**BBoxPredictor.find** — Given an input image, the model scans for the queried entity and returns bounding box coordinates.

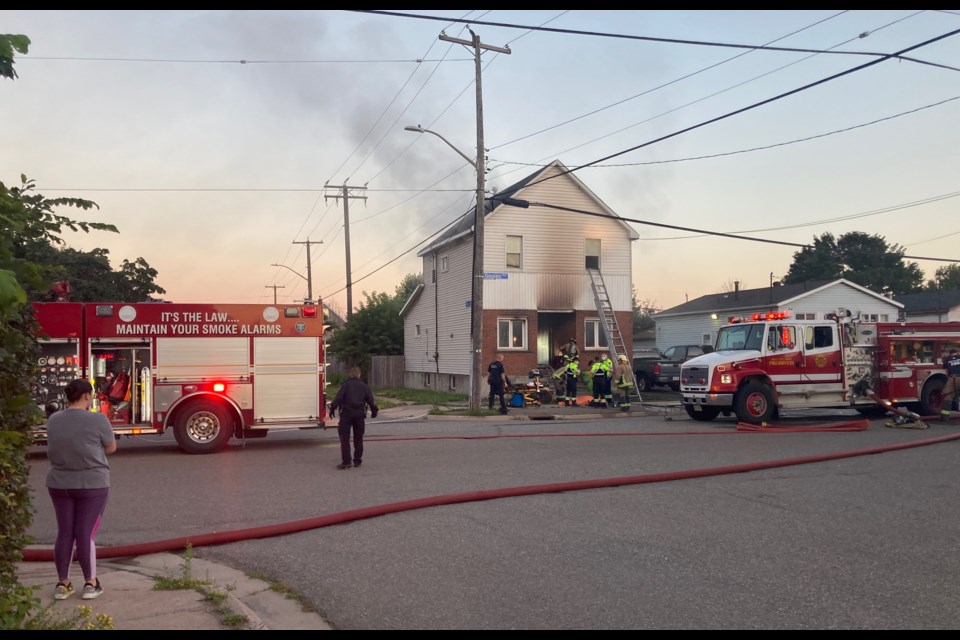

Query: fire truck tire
[735,381,776,424]
[919,378,945,416]
[685,405,720,421]
[174,401,234,454]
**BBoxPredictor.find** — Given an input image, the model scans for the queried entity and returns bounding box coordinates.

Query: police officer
[487,354,509,414]
[328,366,378,469]
[943,349,960,413]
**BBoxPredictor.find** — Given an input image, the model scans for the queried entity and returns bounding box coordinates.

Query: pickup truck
[633,345,713,392]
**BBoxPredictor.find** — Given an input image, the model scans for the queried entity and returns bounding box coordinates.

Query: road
[26,411,960,629]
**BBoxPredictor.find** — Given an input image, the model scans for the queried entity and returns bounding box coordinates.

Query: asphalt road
[25,411,960,629]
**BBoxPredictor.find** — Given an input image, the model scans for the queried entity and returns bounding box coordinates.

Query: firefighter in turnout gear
[943,348,960,413]
[591,359,608,407]
[601,353,615,407]
[614,354,635,412]
[557,356,580,405]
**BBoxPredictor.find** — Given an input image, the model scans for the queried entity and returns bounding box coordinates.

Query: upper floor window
[585,238,601,270]
[440,256,449,273]
[506,235,522,269]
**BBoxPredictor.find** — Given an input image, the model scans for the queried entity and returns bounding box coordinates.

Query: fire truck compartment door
[156,337,250,379]
[253,337,320,420]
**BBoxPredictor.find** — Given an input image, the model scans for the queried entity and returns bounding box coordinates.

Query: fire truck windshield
[717,323,764,351]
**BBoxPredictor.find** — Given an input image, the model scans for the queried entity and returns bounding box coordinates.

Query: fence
[369,355,405,389]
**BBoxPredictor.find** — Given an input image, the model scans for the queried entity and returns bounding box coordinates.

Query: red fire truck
[680,311,960,424]
[32,301,328,454]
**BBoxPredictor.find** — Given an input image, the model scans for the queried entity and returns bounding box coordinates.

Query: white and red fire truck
[32,301,328,454]
[680,310,960,424]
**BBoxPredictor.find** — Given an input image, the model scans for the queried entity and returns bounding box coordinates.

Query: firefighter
[591,359,607,407]
[601,353,615,407]
[614,354,635,412]
[943,348,960,413]
[562,356,580,406]
[562,337,579,363]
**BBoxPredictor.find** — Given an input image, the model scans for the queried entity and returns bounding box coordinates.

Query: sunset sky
[3,10,959,315]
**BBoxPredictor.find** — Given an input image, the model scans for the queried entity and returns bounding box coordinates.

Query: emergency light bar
[728,310,792,324]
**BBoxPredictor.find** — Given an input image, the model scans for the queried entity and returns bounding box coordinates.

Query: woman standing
[45,379,116,600]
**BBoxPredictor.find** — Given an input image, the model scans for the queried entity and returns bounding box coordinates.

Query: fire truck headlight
[213,383,225,392]
[720,374,732,384]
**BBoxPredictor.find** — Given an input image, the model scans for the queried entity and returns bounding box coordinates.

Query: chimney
[734,281,740,299]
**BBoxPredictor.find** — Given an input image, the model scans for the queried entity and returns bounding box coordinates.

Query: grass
[249,571,316,613]
[375,387,468,405]
[153,544,250,630]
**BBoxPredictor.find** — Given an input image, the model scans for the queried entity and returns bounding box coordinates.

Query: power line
[21,55,473,64]
[352,10,960,72]
[490,94,960,170]
[487,27,960,202]
[527,201,960,263]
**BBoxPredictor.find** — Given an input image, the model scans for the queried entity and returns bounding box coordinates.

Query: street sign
[483,272,508,280]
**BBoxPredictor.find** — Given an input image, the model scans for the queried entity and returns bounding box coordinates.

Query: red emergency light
[302,306,317,318]
[750,311,791,321]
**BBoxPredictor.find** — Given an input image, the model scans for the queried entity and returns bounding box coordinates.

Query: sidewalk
[17,550,331,630]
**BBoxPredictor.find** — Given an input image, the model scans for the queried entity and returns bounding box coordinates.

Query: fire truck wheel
[919,378,946,416]
[685,405,720,421]
[735,381,776,424]
[174,401,233,454]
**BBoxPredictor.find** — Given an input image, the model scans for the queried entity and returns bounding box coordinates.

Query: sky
[2,10,959,315]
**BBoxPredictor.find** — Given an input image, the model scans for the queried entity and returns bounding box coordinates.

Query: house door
[537,312,572,367]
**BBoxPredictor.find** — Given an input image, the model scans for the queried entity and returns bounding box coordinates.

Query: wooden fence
[369,355,405,389]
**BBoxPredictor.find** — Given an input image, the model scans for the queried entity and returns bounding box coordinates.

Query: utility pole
[324,184,367,320]
[291,239,319,304]
[438,28,510,411]
[264,284,285,304]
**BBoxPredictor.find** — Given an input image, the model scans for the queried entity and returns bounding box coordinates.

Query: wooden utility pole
[438,29,510,411]
[324,184,367,320]
[291,239,319,304]
[264,284,285,304]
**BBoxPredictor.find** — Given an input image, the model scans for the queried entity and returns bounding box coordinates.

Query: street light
[406,124,486,411]
[270,263,313,304]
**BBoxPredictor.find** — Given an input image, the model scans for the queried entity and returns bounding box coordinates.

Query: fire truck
[32,301,328,454]
[680,310,960,424]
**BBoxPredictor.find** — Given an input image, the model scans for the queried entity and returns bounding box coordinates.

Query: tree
[394,272,423,304]
[631,286,657,333]
[326,290,404,376]
[783,231,924,295]
[926,264,960,291]
[0,34,30,80]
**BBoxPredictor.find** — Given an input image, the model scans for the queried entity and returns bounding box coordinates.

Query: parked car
[633,344,713,392]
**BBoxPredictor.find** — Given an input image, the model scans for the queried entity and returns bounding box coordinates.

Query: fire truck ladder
[587,268,642,404]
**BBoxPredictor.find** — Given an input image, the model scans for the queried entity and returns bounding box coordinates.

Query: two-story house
[400,160,638,391]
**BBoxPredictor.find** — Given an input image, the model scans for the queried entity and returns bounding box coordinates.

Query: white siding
[788,284,899,321]
[484,164,633,311]
[905,307,960,323]
[403,242,472,376]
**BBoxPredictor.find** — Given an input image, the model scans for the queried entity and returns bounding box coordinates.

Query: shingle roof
[894,289,960,313]
[654,278,900,317]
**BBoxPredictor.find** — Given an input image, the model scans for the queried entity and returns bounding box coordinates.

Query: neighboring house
[893,290,960,323]
[633,329,656,353]
[400,160,638,391]
[652,279,903,351]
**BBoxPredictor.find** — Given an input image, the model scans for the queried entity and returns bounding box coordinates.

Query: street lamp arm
[270,263,307,281]
[404,125,477,169]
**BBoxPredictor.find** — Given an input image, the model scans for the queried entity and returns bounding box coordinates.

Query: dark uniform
[329,376,378,469]
[488,358,509,414]
[943,350,960,412]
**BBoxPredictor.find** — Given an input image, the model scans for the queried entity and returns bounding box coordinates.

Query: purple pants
[48,487,109,582]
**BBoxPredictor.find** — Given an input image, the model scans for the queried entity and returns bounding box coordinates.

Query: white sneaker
[82,579,103,600]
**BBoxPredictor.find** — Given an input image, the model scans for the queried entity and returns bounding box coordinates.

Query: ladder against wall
[588,268,642,403]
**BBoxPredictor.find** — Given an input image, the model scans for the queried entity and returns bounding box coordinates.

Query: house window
[861,313,889,322]
[498,318,527,349]
[424,373,431,387]
[702,333,711,346]
[585,319,608,349]
[440,256,449,273]
[449,375,456,390]
[506,235,522,269]
[795,312,816,320]
[585,239,601,270]
[415,324,421,338]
